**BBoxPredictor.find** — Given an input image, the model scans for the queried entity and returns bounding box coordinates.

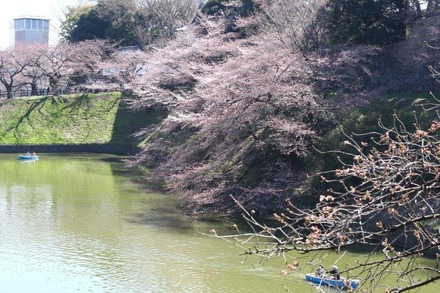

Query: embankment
[0,93,163,155]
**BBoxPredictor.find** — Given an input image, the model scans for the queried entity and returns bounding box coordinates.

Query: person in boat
[26,151,30,156]
[32,152,36,156]
[328,265,341,280]
[315,265,324,277]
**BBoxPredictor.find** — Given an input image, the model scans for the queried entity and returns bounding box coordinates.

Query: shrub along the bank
[307,93,439,192]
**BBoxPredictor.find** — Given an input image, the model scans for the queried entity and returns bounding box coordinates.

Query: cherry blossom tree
[215,108,440,291]
[25,40,114,95]
[121,4,440,291]
[124,8,378,213]
[101,48,148,91]
[0,47,33,98]
[66,40,115,91]
[259,0,330,55]
[134,0,199,48]
[31,43,72,94]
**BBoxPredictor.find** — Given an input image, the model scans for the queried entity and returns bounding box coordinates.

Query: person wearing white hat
[329,265,340,280]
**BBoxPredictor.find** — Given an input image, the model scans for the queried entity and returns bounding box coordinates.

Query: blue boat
[18,155,39,160]
[305,273,360,290]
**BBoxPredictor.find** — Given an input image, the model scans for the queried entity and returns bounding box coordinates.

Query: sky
[0,0,96,49]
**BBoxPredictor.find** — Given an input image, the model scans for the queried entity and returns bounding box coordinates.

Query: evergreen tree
[328,0,410,45]
[61,5,110,43]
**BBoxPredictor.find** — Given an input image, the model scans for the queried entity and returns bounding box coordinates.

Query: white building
[13,16,50,46]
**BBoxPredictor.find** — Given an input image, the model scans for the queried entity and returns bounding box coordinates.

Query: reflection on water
[0,153,437,293]
[0,154,302,293]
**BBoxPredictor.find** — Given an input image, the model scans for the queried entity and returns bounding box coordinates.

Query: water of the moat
[0,154,436,292]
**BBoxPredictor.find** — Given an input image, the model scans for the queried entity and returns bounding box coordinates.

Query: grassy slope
[0,93,160,149]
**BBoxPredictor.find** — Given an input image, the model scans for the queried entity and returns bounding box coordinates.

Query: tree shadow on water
[115,165,189,231]
[125,204,195,233]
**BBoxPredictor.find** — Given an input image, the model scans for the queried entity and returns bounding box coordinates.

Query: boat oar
[317,275,327,292]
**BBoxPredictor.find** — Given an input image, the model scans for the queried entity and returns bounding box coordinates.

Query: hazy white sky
[0,0,95,48]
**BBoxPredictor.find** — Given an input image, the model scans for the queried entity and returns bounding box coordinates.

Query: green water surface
[0,154,437,293]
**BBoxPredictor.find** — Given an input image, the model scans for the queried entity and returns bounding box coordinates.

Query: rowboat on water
[18,155,39,160]
[305,273,360,290]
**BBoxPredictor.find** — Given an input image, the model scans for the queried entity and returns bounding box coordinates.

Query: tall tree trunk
[5,85,13,99]
[393,0,409,42]
[31,78,38,96]
[0,79,13,99]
